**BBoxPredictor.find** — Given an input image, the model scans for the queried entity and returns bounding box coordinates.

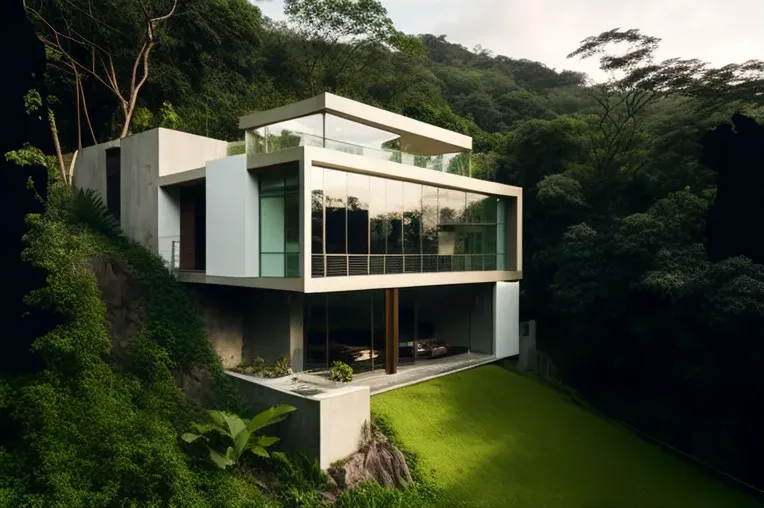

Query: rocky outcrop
[328,422,412,491]
[87,254,215,406]
[87,254,144,363]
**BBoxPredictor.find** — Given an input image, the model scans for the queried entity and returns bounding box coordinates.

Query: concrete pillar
[494,281,520,359]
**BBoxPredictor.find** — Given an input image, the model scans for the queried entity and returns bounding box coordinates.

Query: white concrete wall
[206,155,259,278]
[120,130,160,250]
[73,139,121,198]
[230,374,322,460]
[318,387,370,468]
[228,373,370,469]
[157,128,227,177]
[76,129,226,261]
[494,281,520,359]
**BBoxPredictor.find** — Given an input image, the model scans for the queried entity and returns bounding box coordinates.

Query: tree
[26,0,179,144]
[701,113,764,264]
[281,0,423,97]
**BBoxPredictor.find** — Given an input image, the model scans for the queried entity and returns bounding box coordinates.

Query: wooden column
[384,288,399,375]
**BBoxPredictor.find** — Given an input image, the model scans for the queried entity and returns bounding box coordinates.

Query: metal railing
[311,253,504,278]
[170,240,180,273]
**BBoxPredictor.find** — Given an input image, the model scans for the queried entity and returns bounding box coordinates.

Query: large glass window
[324,114,401,163]
[247,114,324,154]
[310,166,511,277]
[245,113,474,176]
[259,164,299,277]
[311,167,324,277]
[324,169,347,276]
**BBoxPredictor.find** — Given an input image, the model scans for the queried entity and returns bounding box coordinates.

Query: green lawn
[371,365,757,508]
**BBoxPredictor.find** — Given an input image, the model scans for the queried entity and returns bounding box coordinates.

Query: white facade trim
[305,270,522,293]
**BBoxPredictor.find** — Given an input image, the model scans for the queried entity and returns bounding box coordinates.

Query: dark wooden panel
[105,147,121,220]
[385,288,399,374]
[179,188,196,270]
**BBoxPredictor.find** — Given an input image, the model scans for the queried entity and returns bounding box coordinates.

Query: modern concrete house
[74,92,522,467]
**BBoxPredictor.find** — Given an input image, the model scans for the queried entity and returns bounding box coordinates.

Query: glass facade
[259,164,300,277]
[246,113,471,176]
[304,286,486,374]
[311,166,508,278]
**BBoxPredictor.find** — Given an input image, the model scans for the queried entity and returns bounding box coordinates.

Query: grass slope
[371,365,756,508]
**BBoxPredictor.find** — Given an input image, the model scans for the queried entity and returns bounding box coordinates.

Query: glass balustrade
[245,113,472,176]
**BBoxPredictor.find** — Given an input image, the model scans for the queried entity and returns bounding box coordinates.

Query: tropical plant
[329,361,353,382]
[181,405,297,469]
[71,189,123,239]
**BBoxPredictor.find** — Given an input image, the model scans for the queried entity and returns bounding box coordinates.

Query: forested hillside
[10,0,764,498]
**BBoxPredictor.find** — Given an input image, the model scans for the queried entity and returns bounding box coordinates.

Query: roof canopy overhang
[238,93,472,156]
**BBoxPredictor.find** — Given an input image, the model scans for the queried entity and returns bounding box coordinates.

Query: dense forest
[4,0,764,501]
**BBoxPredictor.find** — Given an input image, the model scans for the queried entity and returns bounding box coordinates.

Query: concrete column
[494,281,520,359]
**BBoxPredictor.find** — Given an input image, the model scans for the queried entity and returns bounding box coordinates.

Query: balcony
[244,112,472,176]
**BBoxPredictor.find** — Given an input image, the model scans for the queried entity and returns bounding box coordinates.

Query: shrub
[333,482,446,508]
[253,357,267,374]
[182,405,297,468]
[264,357,291,378]
[0,206,265,505]
[268,452,327,508]
[329,361,353,382]
[70,188,123,240]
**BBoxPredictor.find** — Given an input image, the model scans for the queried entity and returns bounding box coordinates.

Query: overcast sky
[256,0,764,82]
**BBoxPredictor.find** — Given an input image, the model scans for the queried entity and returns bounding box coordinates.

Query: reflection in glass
[328,292,374,373]
[247,114,324,153]
[311,167,324,277]
[497,198,506,270]
[324,169,347,255]
[403,183,422,272]
[385,179,403,273]
[324,114,401,161]
[305,294,328,370]
[308,166,510,277]
[246,114,473,175]
[347,173,370,255]
[259,164,299,277]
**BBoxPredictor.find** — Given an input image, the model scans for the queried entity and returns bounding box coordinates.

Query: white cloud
[255,0,764,81]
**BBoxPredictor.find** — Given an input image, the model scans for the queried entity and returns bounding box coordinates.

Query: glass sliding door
[398,289,416,366]
[304,294,328,371]
[325,292,377,374]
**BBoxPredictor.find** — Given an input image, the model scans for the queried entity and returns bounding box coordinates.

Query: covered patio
[347,351,495,394]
